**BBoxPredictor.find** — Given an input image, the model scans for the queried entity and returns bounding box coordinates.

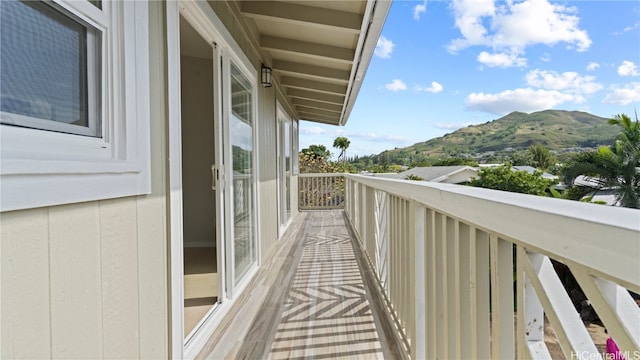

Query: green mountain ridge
[384,110,619,160]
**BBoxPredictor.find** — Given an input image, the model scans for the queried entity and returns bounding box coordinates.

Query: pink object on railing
[606,337,625,360]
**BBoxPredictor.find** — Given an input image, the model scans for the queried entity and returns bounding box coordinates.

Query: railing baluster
[412,201,426,360]
[407,199,415,356]
[475,230,491,359]
[425,209,437,359]
[490,235,515,359]
[459,223,473,359]
[435,213,448,360]
[447,217,461,358]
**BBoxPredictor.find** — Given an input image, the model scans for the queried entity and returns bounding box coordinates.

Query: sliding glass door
[229,62,256,284]
[277,105,292,233]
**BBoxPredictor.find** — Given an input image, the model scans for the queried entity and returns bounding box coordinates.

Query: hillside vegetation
[388,110,619,159]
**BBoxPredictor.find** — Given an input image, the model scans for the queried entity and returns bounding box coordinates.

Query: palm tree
[333,136,350,162]
[563,113,640,208]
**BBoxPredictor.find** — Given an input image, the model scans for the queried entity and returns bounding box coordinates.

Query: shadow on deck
[210,210,401,359]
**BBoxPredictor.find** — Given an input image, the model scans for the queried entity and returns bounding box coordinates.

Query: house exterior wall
[257,84,280,263]
[1,1,304,357]
[446,169,478,184]
[1,10,163,360]
[0,2,169,358]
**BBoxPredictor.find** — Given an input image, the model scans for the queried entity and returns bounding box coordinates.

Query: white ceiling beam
[287,88,345,105]
[281,77,347,95]
[273,60,350,83]
[298,111,341,124]
[261,36,354,63]
[240,1,362,33]
[292,98,344,112]
[295,106,342,118]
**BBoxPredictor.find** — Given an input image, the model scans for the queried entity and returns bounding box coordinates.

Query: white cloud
[416,81,443,93]
[448,0,495,52]
[465,88,585,115]
[448,0,591,65]
[614,21,640,35]
[477,50,527,68]
[525,69,602,94]
[375,36,394,59]
[385,79,408,92]
[540,53,551,62]
[586,62,600,71]
[300,126,326,135]
[602,82,640,105]
[617,60,639,76]
[413,1,427,20]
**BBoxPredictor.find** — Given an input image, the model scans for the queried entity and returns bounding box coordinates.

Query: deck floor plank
[215,210,401,359]
[266,211,390,359]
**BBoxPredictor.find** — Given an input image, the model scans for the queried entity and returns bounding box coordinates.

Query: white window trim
[0,0,151,211]
[293,120,299,175]
[276,102,293,236]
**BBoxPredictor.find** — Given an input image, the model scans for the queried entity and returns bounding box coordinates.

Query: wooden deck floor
[267,211,392,359]
[206,210,400,359]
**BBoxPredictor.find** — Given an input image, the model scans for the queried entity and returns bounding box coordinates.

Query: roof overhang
[237,0,391,126]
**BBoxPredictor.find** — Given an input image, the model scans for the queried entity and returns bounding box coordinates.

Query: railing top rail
[298,172,347,178]
[345,174,640,290]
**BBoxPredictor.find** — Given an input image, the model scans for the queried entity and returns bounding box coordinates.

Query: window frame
[292,120,299,175]
[0,0,151,211]
[0,0,103,138]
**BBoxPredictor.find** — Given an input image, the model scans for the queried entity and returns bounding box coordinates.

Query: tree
[468,164,556,196]
[301,144,331,160]
[432,158,478,166]
[528,144,555,170]
[563,113,640,208]
[333,136,350,162]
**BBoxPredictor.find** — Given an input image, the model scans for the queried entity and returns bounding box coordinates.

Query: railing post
[411,201,426,359]
[522,253,600,359]
[516,246,549,358]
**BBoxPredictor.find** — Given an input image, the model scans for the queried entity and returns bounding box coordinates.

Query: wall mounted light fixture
[261,64,272,87]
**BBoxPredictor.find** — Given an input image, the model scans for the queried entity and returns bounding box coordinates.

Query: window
[1,1,101,137]
[0,0,151,211]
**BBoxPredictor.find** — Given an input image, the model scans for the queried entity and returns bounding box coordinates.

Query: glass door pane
[284,120,291,221]
[230,62,255,283]
[277,107,292,231]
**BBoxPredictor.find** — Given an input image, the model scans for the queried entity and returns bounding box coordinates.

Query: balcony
[203,173,639,359]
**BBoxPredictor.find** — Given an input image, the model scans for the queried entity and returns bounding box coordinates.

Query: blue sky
[299,0,640,159]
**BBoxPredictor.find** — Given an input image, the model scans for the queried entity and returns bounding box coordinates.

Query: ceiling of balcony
[236,0,391,126]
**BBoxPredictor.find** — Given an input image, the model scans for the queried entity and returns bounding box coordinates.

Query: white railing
[298,173,345,210]
[343,174,640,360]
